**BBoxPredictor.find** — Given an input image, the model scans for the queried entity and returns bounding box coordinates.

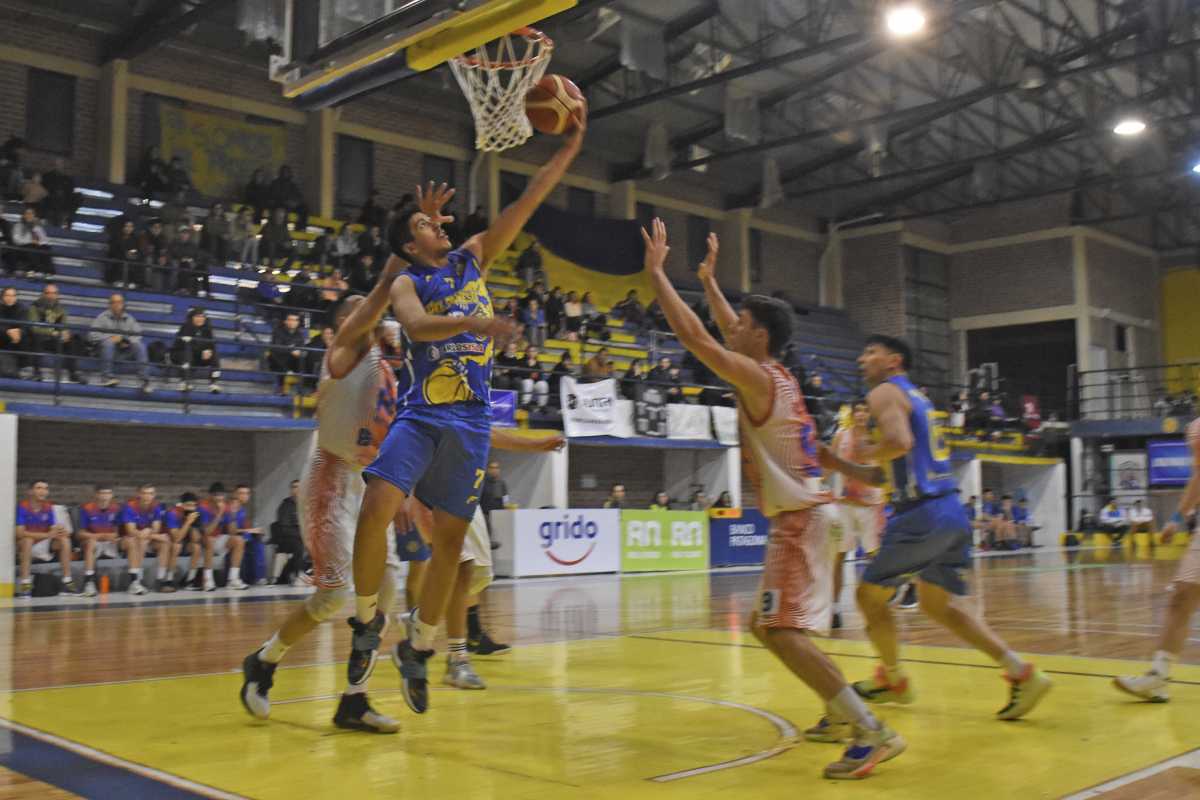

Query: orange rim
[451,26,553,70]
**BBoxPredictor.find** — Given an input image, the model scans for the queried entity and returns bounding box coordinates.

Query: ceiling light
[886,5,927,37]
[1112,117,1147,136]
[1192,161,1200,175]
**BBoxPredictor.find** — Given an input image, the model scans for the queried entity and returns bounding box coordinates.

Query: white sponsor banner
[492,509,621,577]
[712,405,739,445]
[613,399,636,438]
[561,377,618,438]
[667,403,712,440]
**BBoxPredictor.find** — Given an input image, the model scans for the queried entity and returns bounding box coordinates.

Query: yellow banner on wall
[159,105,286,199]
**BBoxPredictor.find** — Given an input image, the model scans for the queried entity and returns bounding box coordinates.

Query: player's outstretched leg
[1115,580,1200,703]
[335,565,401,733]
[347,479,407,696]
[852,583,917,706]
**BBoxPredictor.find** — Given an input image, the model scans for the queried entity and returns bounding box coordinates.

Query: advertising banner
[667,403,712,440]
[560,377,617,437]
[1109,451,1148,496]
[493,509,620,577]
[1148,440,1191,486]
[709,509,770,567]
[634,385,668,437]
[712,405,739,445]
[620,510,709,572]
[490,389,516,427]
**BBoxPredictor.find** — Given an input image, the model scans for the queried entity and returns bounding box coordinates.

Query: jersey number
[925,409,950,463]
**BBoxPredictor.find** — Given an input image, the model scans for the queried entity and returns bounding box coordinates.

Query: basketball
[525,74,585,136]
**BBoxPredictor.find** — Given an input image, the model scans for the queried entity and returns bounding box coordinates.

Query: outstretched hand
[697,232,719,281]
[416,181,456,226]
[565,99,588,151]
[529,433,567,452]
[640,217,670,276]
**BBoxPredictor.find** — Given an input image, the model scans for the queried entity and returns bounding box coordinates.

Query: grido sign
[492,509,620,577]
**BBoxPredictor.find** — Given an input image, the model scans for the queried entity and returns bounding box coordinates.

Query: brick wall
[1086,239,1158,321]
[842,231,904,338]
[568,446,665,508]
[752,232,820,304]
[17,420,255,507]
[948,238,1075,317]
[948,194,1072,242]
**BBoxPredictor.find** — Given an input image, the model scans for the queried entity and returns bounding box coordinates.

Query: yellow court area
[6,626,1200,799]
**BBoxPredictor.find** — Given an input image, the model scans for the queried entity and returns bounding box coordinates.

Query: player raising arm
[641,218,905,780]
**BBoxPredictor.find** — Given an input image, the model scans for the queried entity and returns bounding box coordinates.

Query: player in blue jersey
[346,109,586,712]
[820,335,1052,720]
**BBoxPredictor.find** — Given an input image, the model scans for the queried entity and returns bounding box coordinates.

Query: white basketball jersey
[315,344,399,467]
[737,362,830,517]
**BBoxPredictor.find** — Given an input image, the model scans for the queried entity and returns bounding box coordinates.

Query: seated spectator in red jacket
[15,479,76,597]
[77,484,122,597]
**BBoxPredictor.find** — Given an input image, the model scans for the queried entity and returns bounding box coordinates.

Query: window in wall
[26,69,76,156]
[749,227,764,284]
[686,214,710,271]
[567,186,596,217]
[1115,323,1128,353]
[904,246,950,402]
[422,154,455,189]
[636,202,656,230]
[335,135,373,215]
[501,171,529,207]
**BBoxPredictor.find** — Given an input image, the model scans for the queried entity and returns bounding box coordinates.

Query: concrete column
[305,107,337,221]
[96,60,129,184]
[1072,231,1092,372]
[611,179,637,220]
[732,209,752,293]
[481,151,502,222]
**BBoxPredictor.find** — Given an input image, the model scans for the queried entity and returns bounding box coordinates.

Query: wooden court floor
[3,545,1200,799]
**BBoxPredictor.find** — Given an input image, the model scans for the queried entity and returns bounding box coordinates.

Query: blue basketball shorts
[861,493,972,596]
[363,402,492,522]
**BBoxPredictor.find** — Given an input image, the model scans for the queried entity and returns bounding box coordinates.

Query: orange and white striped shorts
[755,504,834,634]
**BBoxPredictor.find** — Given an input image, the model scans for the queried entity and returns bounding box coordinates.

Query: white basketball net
[449,28,553,152]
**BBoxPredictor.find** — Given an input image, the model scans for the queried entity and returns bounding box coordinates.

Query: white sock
[998,650,1027,679]
[829,686,881,731]
[448,638,468,663]
[1151,650,1175,678]
[229,567,240,581]
[186,568,197,581]
[203,568,214,580]
[62,574,73,584]
[157,567,167,580]
[355,593,379,624]
[411,609,438,652]
[85,570,95,577]
[259,632,289,664]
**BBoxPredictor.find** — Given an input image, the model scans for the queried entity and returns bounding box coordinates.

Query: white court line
[1061,746,1200,798]
[0,717,248,800]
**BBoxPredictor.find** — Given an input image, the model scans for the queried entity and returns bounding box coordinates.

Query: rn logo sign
[620,511,709,572]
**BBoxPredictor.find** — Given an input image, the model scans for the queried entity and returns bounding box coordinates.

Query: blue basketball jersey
[886,374,955,503]
[404,248,493,407]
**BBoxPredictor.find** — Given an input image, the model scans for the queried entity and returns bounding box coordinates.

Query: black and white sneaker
[60,578,81,595]
[346,612,388,689]
[333,692,399,734]
[82,576,98,597]
[467,632,512,656]
[897,584,919,609]
[239,650,278,720]
[391,639,433,714]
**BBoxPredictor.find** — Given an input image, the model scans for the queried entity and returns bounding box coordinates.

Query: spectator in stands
[268,165,308,231]
[106,219,143,286]
[227,484,267,585]
[518,345,549,408]
[968,390,993,432]
[121,483,168,594]
[28,283,85,384]
[170,226,205,295]
[260,207,295,269]
[613,289,645,327]
[303,325,333,392]
[522,280,547,310]
[650,491,672,511]
[200,202,230,267]
[521,297,546,347]
[603,483,626,509]
[562,290,583,340]
[1129,499,1155,536]
[41,157,79,229]
[644,297,668,331]
[991,494,1019,549]
[254,269,287,319]
[712,490,733,509]
[689,490,710,511]
[357,223,387,268]
[288,268,320,311]
[348,252,377,294]
[495,297,518,322]
[193,482,244,591]
[272,480,307,586]
[21,171,47,208]
[9,206,53,276]
[480,461,510,538]
[584,347,613,379]
[549,350,574,396]
[166,157,192,195]
[245,168,271,223]
[987,393,1007,438]
[0,286,31,378]
[979,488,1002,547]
[580,291,607,340]
[517,241,542,286]
[171,307,221,393]
[230,207,259,268]
[358,188,387,228]
[665,364,685,402]
[1012,497,1035,548]
[319,269,348,319]
[544,286,565,337]
[267,311,307,392]
[0,135,27,200]
[138,219,168,288]
[158,190,191,245]
[135,146,170,197]
[163,493,202,593]
[0,214,12,272]
[493,340,521,391]
[950,390,971,428]
[964,494,980,535]
[1099,498,1129,545]
[332,222,358,274]
[15,478,76,598]
[89,293,151,392]
[308,227,333,273]
[77,484,122,597]
[621,358,646,400]
[805,373,833,434]
[648,355,672,386]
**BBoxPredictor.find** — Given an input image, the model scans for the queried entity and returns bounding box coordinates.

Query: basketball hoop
[449,27,553,152]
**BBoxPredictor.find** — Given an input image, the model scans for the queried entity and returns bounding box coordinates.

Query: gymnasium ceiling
[6,0,1200,250]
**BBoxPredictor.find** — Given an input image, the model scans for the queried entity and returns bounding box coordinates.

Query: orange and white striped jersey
[834,426,884,506]
[315,344,399,468]
[737,361,830,518]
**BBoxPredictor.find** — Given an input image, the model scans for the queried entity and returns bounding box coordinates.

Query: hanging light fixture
[885,4,927,37]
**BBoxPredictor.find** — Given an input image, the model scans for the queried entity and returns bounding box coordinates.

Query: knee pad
[304,586,352,623]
